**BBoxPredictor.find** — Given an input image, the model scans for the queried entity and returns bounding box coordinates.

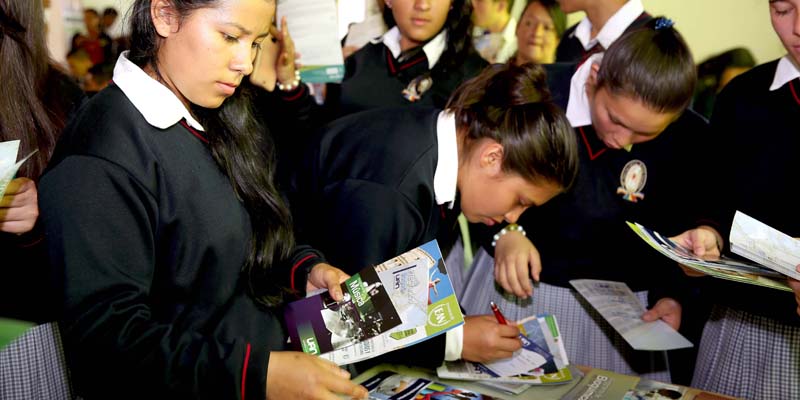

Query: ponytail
[597,16,696,113]
[447,63,578,191]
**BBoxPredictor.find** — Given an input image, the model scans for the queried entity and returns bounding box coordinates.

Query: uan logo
[302,336,319,355]
[428,303,453,327]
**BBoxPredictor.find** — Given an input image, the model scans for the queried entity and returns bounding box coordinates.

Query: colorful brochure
[730,210,800,281]
[361,370,500,400]
[561,368,737,400]
[285,240,464,365]
[569,279,693,351]
[628,221,793,291]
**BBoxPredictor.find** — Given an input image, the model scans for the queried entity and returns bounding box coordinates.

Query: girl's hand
[0,177,39,234]
[267,351,367,400]
[494,232,541,298]
[307,263,349,301]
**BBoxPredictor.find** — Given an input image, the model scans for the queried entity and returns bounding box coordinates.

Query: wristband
[277,70,301,92]
[491,223,526,247]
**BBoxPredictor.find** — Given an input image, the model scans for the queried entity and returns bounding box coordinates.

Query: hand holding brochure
[0,140,38,197]
[628,220,793,291]
[569,279,693,351]
[284,240,464,365]
[276,0,344,83]
[436,314,574,386]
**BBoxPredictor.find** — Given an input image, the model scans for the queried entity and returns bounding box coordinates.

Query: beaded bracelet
[277,70,301,92]
[491,223,526,247]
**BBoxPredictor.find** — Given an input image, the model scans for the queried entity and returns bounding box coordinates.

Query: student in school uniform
[459,18,719,383]
[471,0,518,63]
[37,0,370,398]
[323,0,488,118]
[674,1,800,397]
[555,0,651,63]
[290,62,580,369]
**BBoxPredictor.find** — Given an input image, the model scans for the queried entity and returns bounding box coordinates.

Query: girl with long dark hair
[39,0,367,398]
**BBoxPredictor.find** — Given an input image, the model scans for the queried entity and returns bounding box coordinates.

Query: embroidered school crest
[616,160,647,202]
[402,75,433,102]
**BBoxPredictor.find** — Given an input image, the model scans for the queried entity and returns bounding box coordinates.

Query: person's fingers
[529,249,541,282]
[496,260,511,294]
[504,257,524,298]
[514,256,532,297]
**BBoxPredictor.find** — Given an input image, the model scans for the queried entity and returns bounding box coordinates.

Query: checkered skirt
[691,304,800,400]
[451,247,672,382]
[0,322,72,399]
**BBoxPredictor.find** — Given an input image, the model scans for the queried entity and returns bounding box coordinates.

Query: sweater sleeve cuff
[444,325,464,361]
[244,345,269,400]
[280,83,306,102]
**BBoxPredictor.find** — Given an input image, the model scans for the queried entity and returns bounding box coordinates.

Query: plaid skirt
[0,322,72,399]
[451,246,672,383]
[691,304,800,400]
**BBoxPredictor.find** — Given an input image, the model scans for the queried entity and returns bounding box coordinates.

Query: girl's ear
[586,62,601,96]
[151,0,179,38]
[479,141,505,176]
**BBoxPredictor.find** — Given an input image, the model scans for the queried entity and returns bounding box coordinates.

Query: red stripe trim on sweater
[291,254,316,291]
[790,80,800,107]
[396,56,426,71]
[282,84,306,102]
[579,126,607,160]
[179,120,209,144]
[386,50,397,74]
[241,343,251,399]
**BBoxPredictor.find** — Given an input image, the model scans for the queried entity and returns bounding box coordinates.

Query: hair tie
[654,17,674,30]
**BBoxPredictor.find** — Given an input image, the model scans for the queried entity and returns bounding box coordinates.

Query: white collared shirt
[769,55,800,91]
[566,53,604,128]
[433,111,458,208]
[572,0,644,51]
[432,110,463,361]
[374,26,448,69]
[113,51,205,131]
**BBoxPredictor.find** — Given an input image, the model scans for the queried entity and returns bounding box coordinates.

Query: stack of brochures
[436,314,574,394]
[362,370,501,400]
[627,219,796,291]
[284,239,464,365]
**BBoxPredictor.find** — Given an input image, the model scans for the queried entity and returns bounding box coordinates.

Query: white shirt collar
[566,53,603,127]
[573,0,644,50]
[495,16,519,63]
[770,56,800,91]
[375,26,448,69]
[113,51,205,131]
[433,111,458,208]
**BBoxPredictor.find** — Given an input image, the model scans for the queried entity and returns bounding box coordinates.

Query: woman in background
[512,0,565,65]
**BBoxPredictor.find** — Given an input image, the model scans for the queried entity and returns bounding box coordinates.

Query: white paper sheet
[569,279,693,351]
[277,0,345,83]
[0,140,37,198]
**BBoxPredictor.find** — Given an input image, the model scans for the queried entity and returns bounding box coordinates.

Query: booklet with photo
[276,0,345,83]
[436,314,575,386]
[286,240,465,365]
[361,370,500,400]
[569,279,693,351]
[0,140,38,198]
[561,368,737,400]
[627,221,793,292]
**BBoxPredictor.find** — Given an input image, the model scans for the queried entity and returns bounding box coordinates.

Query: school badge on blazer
[402,75,433,102]
[617,160,647,202]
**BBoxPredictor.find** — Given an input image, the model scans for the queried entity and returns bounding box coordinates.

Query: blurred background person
[472,0,517,63]
[511,0,565,65]
[691,47,756,119]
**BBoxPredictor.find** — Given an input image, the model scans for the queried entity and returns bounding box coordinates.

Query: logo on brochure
[616,159,647,202]
[429,303,455,327]
[298,323,320,355]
